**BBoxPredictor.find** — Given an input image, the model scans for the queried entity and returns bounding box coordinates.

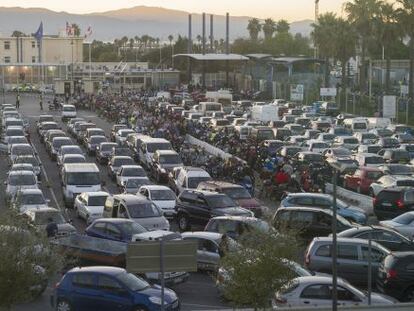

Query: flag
[34,22,43,42]
[84,26,92,39]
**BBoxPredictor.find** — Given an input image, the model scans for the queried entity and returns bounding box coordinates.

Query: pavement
[0,93,231,311]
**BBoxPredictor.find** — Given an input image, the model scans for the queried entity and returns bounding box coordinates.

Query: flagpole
[89,42,92,80]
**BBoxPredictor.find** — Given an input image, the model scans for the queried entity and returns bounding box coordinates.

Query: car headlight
[160,168,166,174]
[149,296,162,305]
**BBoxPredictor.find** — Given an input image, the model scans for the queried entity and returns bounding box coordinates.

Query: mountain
[0,6,313,41]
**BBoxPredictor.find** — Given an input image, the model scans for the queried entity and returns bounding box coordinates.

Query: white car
[9,143,35,163]
[273,276,395,308]
[57,145,84,165]
[369,175,414,197]
[61,104,77,120]
[380,212,414,238]
[333,136,359,150]
[7,136,28,153]
[115,129,135,146]
[12,189,49,213]
[23,207,76,236]
[115,165,147,187]
[137,185,177,218]
[5,171,39,201]
[74,191,109,224]
[59,154,86,168]
[3,126,26,144]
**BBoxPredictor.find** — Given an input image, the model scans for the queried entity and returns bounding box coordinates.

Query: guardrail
[326,183,374,216]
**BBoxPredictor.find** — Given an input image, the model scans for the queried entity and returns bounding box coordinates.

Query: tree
[396,0,414,101]
[262,18,276,41]
[345,0,382,93]
[247,18,262,41]
[11,30,26,37]
[129,38,134,49]
[220,228,299,310]
[71,23,81,37]
[0,211,61,310]
[276,19,290,34]
[168,35,174,45]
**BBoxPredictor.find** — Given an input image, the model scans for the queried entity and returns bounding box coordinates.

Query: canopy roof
[173,53,249,61]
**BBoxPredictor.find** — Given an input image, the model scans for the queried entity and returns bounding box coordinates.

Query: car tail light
[396,199,404,209]
[386,269,397,280]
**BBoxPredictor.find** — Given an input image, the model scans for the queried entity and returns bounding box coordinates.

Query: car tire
[56,299,72,311]
[134,305,148,311]
[403,286,414,302]
[178,213,190,232]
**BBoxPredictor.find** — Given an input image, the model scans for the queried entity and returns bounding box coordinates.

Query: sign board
[320,87,337,97]
[290,84,304,101]
[126,240,197,273]
[383,95,397,118]
[401,85,409,96]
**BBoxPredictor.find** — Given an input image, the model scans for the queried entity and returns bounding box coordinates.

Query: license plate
[382,203,392,207]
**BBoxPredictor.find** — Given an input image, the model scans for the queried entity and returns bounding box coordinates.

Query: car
[67,118,85,135]
[6,136,28,152]
[280,193,367,224]
[74,191,110,224]
[38,122,59,140]
[376,137,400,149]
[323,147,353,163]
[13,155,42,180]
[85,218,148,242]
[86,135,107,155]
[276,146,303,159]
[110,124,127,142]
[354,132,378,144]
[355,144,382,154]
[76,123,97,143]
[337,226,414,251]
[23,207,76,236]
[3,126,26,144]
[150,150,183,183]
[303,140,329,153]
[9,143,35,163]
[137,185,177,218]
[378,164,413,176]
[374,187,414,220]
[52,266,179,311]
[12,189,50,213]
[122,177,153,194]
[273,276,395,308]
[272,207,354,242]
[292,151,324,167]
[115,129,135,146]
[48,137,74,161]
[380,149,410,164]
[369,175,414,197]
[61,104,76,121]
[380,212,414,238]
[9,163,36,176]
[108,156,135,180]
[175,190,253,232]
[168,166,212,195]
[57,145,84,165]
[115,165,147,188]
[344,166,383,194]
[377,252,414,301]
[4,171,39,201]
[204,216,270,240]
[400,144,414,159]
[43,130,67,147]
[333,136,359,150]
[84,128,106,146]
[58,154,86,169]
[370,128,393,138]
[96,142,118,164]
[315,133,336,144]
[197,181,264,217]
[305,237,390,286]
[393,133,414,144]
[353,152,384,167]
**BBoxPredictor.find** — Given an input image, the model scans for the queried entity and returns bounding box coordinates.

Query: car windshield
[159,154,181,164]
[222,187,252,200]
[354,123,367,129]
[206,195,237,208]
[188,177,211,189]
[15,157,39,167]
[6,129,24,136]
[304,154,323,162]
[377,129,392,137]
[66,172,100,185]
[53,139,72,148]
[343,138,358,144]
[126,179,151,189]
[394,213,414,225]
[365,157,384,164]
[313,143,328,148]
[367,146,381,154]
[333,149,352,157]
[19,194,46,205]
[150,190,176,200]
[9,137,27,144]
[396,180,414,187]
[88,196,108,206]
[147,143,172,153]
[9,174,36,185]
[405,145,414,152]
[116,272,149,291]
[123,167,146,177]
[286,148,302,157]
[363,133,377,140]
[334,128,350,135]
[62,147,81,155]
[393,151,409,160]
[114,158,134,167]
[91,137,106,144]
[366,171,383,179]
[101,144,116,152]
[388,165,412,175]
[120,131,134,138]
[128,203,162,218]
[63,106,75,111]
[12,146,33,155]
[118,222,147,235]
[34,211,66,225]
[64,156,85,164]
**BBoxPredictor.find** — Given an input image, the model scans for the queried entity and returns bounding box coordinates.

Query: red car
[344,166,384,194]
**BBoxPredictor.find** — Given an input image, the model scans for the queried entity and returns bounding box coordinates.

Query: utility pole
[314,0,320,59]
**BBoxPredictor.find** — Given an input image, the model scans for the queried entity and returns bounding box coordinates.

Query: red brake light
[386,269,397,280]
[396,199,404,209]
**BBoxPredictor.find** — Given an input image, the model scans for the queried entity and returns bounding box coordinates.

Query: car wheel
[403,286,414,302]
[178,214,190,232]
[134,305,148,311]
[56,299,72,311]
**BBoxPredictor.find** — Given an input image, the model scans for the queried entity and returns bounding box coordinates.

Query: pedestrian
[45,217,58,237]
[39,93,43,111]
[16,93,20,109]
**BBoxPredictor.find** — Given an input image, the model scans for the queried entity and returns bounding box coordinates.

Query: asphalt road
[0,93,230,311]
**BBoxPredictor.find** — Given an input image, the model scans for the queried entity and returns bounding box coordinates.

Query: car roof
[120,165,143,169]
[92,218,135,225]
[199,180,243,189]
[26,207,59,213]
[277,206,333,215]
[313,236,383,246]
[82,191,109,197]
[63,163,99,172]
[209,215,260,222]
[181,231,223,241]
[17,188,43,195]
[8,170,36,176]
[156,150,178,155]
[286,192,331,199]
[113,194,150,203]
[294,275,346,285]
[69,266,125,275]
[142,185,173,191]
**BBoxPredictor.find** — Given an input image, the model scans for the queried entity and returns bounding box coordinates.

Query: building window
[4,56,11,63]
[32,41,36,48]
[32,56,36,63]
[4,41,10,50]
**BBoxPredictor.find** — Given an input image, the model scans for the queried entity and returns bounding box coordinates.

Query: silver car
[23,207,76,236]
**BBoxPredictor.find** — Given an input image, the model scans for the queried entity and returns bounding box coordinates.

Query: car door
[86,222,108,239]
[360,245,387,285]
[96,275,132,311]
[336,285,363,306]
[336,243,362,284]
[105,223,123,241]
[198,238,220,269]
[193,196,211,225]
[71,273,100,311]
[345,169,362,190]
[77,194,87,219]
[298,284,332,306]
[311,212,333,237]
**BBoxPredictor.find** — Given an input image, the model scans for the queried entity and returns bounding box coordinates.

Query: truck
[205,90,233,113]
[251,104,280,122]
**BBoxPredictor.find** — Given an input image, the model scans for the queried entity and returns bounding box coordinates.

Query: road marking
[180,303,233,309]
[31,143,61,210]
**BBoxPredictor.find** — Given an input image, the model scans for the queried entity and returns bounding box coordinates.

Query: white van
[198,102,223,116]
[171,167,212,195]
[343,118,368,133]
[139,138,173,168]
[61,104,77,121]
[61,163,101,207]
[205,90,233,113]
[366,117,391,130]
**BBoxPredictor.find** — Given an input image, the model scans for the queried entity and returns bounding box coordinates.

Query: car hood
[371,292,398,304]
[132,217,170,231]
[132,230,175,241]
[236,198,260,208]
[57,223,77,234]
[379,220,400,228]
[153,200,175,210]
[212,207,252,217]
[86,205,105,215]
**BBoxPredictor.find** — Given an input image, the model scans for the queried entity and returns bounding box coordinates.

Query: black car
[379,149,410,164]
[377,252,414,301]
[175,190,252,232]
[272,207,354,242]
[374,187,414,220]
[337,226,414,251]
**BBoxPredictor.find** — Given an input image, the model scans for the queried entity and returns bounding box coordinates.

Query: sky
[0,0,346,21]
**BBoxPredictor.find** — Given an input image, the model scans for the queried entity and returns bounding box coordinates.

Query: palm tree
[141,35,150,50]
[345,0,382,94]
[312,13,339,86]
[247,18,262,41]
[374,3,400,93]
[395,0,414,101]
[276,20,290,33]
[263,18,276,41]
[129,38,134,49]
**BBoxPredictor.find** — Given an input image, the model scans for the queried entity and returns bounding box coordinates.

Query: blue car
[85,218,148,242]
[280,193,367,224]
[52,266,179,311]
